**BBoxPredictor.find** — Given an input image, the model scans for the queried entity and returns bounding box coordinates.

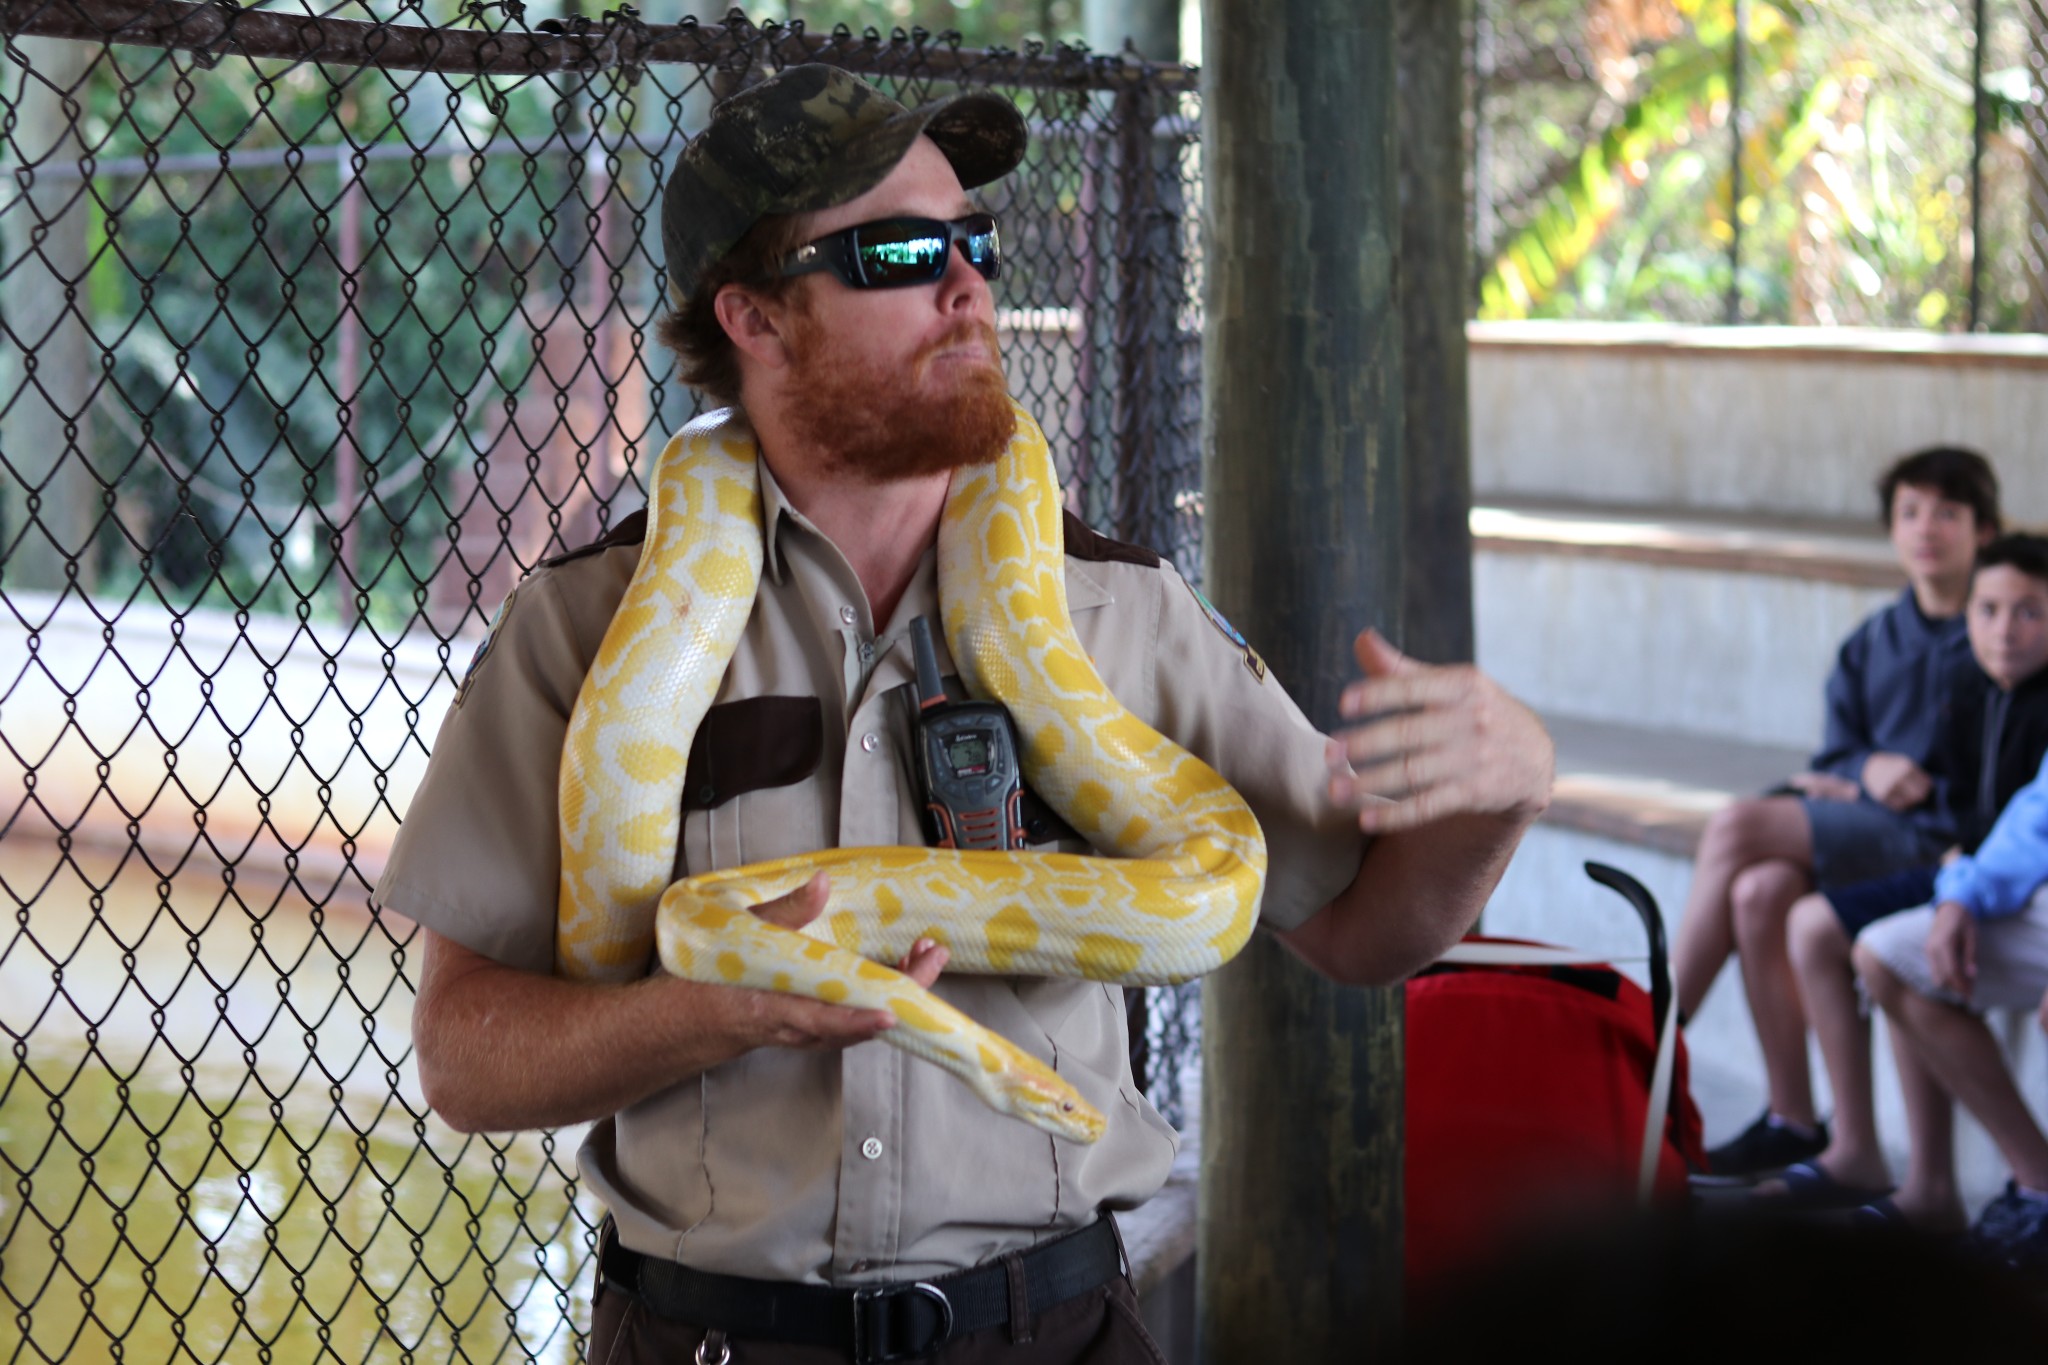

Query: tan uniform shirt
[377,456,1367,1284]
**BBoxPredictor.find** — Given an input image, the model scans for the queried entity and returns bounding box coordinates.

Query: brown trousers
[587,1273,1168,1365]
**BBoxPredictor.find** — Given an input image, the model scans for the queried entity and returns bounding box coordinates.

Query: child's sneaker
[1694,1110,1829,1184]
[1967,1183,2048,1271]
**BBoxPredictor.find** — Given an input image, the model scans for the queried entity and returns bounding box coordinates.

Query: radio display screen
[946,734,991,776]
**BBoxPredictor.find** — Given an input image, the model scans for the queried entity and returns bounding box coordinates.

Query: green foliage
[61,35,662,632]
[36,1,1124,631]
[1476,0,2010,329]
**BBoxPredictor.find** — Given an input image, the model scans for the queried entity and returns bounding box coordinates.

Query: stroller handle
[1582,861,1672,1037]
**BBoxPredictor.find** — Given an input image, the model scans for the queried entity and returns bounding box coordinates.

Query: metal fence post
[1970,0,1989,331]
[1726,0,1748,325]
[1111,80,1154,547]
[2030,0,2048,333]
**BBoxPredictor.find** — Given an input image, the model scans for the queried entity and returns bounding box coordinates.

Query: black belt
[600,1217,1124,1364]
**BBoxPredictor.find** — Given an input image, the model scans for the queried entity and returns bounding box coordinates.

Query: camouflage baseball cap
[662,64,1028,304]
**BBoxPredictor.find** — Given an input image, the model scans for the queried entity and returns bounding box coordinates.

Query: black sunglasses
[780,213,1001,289]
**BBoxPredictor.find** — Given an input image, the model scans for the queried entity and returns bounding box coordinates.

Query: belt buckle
[851,1281,954,1364]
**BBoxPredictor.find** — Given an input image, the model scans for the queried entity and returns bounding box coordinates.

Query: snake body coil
[555,404,1266,1142]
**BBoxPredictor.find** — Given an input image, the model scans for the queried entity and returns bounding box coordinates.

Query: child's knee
[1852,942,1903,1007]
[1731,865,1801,939]
[1787,896,1844,969]
[1706,798,1792,860]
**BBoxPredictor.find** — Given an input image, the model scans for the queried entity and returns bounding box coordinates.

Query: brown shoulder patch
[1061,510,1162,569]
[537,507,648,571]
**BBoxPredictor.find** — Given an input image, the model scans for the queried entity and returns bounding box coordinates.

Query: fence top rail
[0,0,1199,89]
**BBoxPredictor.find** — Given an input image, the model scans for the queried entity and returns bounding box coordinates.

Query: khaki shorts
[1856,885,2048,1013]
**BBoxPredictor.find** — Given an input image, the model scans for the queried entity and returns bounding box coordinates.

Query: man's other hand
[739,872,949,1051]
[1323,629,1553,835]
[1861,751,1933,811]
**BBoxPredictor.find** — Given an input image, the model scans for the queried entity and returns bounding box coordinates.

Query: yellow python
[555,402,1266,1143]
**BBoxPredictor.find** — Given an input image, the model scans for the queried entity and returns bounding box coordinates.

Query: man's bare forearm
[410,926,902,1133]
[1278,809,1535,986]
[411,929,751,1131]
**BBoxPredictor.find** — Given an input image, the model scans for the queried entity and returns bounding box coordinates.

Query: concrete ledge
[1468,322,2048,522]
[1471,320,2048,371]
[1539,714,1808,858]
[1474,499,1899,590]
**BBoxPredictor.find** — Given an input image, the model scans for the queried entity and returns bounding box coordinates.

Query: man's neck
[756,430,949,631]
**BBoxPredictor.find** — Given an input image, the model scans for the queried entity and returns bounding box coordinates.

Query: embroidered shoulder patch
[1183,579,1266,682]
[450,590,515,713]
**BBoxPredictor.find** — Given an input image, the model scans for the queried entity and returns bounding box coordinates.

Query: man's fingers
[1327,710,1462,774]
[751,872,831,931]
[1351,628,1420,681]
[1349,782,1466,834]
[755,992,895,1050]
[1332,744,1462,805]
[1339,667,1473,721]
[896,938,950,990]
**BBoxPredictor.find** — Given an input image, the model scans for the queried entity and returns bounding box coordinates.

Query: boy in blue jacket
[1855,748,2048,1267]
[1676,447,2000,1178]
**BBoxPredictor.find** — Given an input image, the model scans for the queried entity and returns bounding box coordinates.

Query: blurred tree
[1474,0,2029,331]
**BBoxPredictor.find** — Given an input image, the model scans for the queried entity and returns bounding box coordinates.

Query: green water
[0,843,599,1364]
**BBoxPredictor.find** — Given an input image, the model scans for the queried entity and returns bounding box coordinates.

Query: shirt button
[839,605,858,626]
[861,732,881,753]
[851,1259,873,1273]
[858,641,875,663]
[860,1137,884,1160]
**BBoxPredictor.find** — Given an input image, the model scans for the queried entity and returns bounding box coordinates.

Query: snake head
[1006,1057,1107,1144]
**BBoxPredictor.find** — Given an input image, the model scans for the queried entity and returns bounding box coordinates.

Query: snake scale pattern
[554,403,1267,1142]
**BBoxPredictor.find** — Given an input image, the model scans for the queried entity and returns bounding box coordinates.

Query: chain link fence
[1474,0,2048,331]
[0,4,1203,1359]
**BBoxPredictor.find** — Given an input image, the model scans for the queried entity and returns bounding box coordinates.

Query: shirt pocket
[678,696,825,875]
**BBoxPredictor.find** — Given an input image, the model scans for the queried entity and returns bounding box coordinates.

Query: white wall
[1471,323,2048,524]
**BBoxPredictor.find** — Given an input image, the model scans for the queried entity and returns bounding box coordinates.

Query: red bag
[1404,865,1706,1299]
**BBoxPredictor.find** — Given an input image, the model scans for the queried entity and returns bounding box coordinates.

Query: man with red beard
[384,65,1552,1363]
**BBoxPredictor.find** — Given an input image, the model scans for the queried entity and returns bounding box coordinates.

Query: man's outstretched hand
[1324,629,1553,835]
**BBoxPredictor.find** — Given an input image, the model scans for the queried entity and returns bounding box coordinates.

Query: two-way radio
[909,616,1027,851]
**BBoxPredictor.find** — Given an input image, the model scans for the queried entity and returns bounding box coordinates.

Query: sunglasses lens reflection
[964,217,1000,279]
[849,216,1001,286]
[856,224,950,284]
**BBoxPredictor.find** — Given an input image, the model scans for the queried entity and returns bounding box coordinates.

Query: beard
[779,309,1017,484]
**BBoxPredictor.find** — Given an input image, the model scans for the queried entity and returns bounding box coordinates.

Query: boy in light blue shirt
[1856,748,2048,1268]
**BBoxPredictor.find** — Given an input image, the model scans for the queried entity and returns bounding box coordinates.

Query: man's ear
[715,284,795,371]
